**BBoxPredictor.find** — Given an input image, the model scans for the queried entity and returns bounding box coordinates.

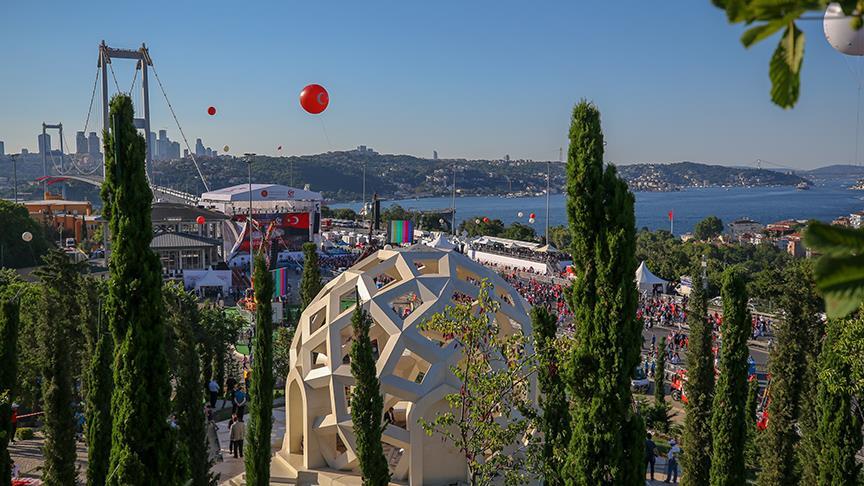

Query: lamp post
[244,153,256,281]
[451,161,457,236]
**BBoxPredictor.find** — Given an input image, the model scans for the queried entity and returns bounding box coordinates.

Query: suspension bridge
[34,41,209,206]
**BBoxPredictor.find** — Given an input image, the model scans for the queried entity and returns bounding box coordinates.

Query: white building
[728,218,763,239]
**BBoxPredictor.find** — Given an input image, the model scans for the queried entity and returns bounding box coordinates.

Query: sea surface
[331,181,864,236]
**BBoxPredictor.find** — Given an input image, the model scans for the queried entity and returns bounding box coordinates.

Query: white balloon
[475,219,481,224]
[21,232,32,242]
[517,211,524,218]
[825,3,864,56]
[528,217,535,224]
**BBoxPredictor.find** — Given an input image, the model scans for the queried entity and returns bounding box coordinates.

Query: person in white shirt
[665,439,681,483]
[208,379,220,408]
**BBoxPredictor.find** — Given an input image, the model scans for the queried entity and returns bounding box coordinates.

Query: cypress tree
[757,262,821,486]
[564,100,644,485]
[709,266,751,486]
[102,94,173,485]
[744,376,759,470]
[36,250,82,485]
[814,318,862,485]
[681,268,713,486]
[349,301,390,486]
[245,254,274,486]
[654,337,666,404]
[164,284,213,486]
[532,306,569,486]
[85,294,113,486]
[0,298,19,485]
[299,242,323,310]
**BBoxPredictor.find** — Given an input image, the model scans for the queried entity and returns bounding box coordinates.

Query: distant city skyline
[2,1,864,169]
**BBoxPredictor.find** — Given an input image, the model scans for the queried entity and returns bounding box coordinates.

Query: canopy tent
[536,244,558,253]
[635,261,667,293]
[427,233,456,251]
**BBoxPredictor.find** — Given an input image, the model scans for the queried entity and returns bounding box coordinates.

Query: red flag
[281,212,310,229]
[668,210,674,221]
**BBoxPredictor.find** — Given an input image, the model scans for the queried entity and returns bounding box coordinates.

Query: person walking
[229,415,245,458]
[645,432,657,481]
[227,414,237,457]
[208,378,220,408]
[665,438,680,483]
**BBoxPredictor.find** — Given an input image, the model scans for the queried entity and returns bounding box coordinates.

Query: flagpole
[670,213,674,235]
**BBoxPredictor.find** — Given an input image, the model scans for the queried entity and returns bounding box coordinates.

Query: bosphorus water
[331,181,864,236]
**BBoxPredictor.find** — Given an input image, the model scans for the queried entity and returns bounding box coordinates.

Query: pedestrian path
[213,404,286,484]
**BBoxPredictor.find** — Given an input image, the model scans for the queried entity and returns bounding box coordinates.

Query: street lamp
[243,153,256,281]
[451,161,457,236]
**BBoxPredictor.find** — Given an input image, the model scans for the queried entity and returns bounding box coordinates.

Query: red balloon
[207,106,216,116]
[482,217,490,223]
[529,213,536,219]
[299,84,329,114]
[196,216,206,225]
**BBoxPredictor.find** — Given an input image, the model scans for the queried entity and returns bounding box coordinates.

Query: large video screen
[388,220,414,245]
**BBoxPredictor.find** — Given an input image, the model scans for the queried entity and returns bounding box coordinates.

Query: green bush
[15,427,34,440]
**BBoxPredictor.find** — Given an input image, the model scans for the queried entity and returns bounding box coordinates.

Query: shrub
[15,427,34,440]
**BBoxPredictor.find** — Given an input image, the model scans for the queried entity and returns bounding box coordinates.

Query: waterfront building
[728,217,763,239]
[75,131,88,154]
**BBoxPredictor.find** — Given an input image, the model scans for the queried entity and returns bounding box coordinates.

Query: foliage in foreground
[419,280,534,486]
[349,302,390,486]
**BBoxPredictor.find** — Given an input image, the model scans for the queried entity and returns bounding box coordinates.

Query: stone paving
[9,433,88,481]
[213,404,286,485]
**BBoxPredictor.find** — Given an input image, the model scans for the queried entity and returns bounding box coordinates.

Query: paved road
[641,324,771,370]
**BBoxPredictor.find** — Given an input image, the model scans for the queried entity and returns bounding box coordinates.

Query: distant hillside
[616,161,809,192]
[803,164,864,179]
[0,151,814,203]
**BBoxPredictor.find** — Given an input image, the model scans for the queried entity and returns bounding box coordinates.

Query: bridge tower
[98,41,153,182]
[40,122,65,197]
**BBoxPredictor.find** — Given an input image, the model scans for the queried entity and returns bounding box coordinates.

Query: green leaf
[740,10,802,48]
[812,253,864,318]
[804,221,864,255]
[769,23,804,109]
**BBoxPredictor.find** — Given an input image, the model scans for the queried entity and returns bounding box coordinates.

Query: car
[631,368,650,394]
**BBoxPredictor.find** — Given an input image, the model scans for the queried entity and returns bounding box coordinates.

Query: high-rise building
[88,132,100,158]
[183,148,189,158]
[433,150,438,160]
[75,131,88,154]
[157,130,168,161]
[37,133,51,154]
[170,141,181,159]
[195,138,205,156]
[21,148,29,155]
[0,141,5,156]
[504,154,510,162]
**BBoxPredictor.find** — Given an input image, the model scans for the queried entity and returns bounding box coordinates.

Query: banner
[272,267,290,299]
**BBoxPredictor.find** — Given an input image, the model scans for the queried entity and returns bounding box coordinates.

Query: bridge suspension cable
[150,62,210,192]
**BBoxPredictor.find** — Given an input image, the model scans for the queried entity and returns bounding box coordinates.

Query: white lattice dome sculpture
[274,245,534,485]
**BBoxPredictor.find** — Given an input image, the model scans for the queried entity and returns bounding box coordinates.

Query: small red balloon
[482,217,490,223]
[299,84,329,114]
[207,106,216,116]
[196,216,206,225]
[529,213,536,219]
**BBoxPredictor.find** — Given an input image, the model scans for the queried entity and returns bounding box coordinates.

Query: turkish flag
[668,210,674,221]
[281,212,310,229]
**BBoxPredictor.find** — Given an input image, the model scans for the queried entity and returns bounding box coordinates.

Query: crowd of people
[638,297,688,329]
[500,272,572,323]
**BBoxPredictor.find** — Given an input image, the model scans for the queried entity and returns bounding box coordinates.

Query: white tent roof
[195,269,228,289]
[635,261,667,291]
[200,183,322,202]
[428,233,456,251]
[536,244,558,253]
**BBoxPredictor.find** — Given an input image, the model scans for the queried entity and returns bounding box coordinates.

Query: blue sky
[1,0,862,169]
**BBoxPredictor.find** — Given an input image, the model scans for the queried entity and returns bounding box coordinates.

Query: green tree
[654,338,667,405]
[0,200,50,268]
[300,242,323,310]
[245,253,274,486]
[273,325,295,383]
[164,283,214,486]
[85,285,113,486]
[813,318,863,485]
[532,306,570,486]
[348,301,390,486]
[682,268,714,486]
[563,100,644,485]
[199,306,243,395]
[712,0,862,108]
[458,217,506,238]
[693,216,724,241]
[419,281,535,486]
[710,266,751,486]
[546,225,571,251]
[757,261,821,485]
[744,376,760,471]
[36,250,83,485]
[500,222,538,242]
[102,94,173,486]
[0,298,19,485]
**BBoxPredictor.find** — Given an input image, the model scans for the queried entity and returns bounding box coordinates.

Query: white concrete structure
[200,183,322,215]
[273,246,533,485]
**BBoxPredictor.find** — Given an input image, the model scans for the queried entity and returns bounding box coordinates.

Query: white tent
[427,233,456,251]
[635,261,667,293]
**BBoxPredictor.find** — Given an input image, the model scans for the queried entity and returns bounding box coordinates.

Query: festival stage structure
[272,245,534,485]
